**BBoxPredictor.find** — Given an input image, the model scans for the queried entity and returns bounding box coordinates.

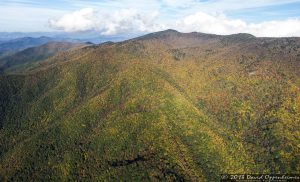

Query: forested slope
[0,30,299,181]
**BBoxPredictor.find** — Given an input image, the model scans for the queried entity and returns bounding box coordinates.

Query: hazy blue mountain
[0,36,82,58]
[0,31,137,44]
[0,41,88,74]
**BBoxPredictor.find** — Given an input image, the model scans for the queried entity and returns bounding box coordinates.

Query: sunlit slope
[0,30,300,181]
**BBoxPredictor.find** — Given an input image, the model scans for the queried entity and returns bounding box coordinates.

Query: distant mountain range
[0,41,87,74]
[0,31,141,59]
[0,36,83,58]
[0,31,138,44]
[0,36,53,58]
[0,29,299,181]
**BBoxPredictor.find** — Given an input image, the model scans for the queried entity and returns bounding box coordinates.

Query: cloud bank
[175,12,300,37]
[49,8,165,35]
[49,8,300,37]
[49,8,96,32]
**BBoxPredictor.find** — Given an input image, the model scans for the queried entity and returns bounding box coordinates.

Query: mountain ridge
[0,29,299,181]
[0,36,82,59]
[0,41,88,74]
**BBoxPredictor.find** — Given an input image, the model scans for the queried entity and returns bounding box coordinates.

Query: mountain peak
[133,29,181,41]
[161,29,179,33]
[227,33,256,38]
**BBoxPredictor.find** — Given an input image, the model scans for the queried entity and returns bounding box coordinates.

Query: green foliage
[0,30,300,181]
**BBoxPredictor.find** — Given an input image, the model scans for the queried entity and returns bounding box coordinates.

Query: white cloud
[174,12,247,35]
[2,0,300,36]
[49,8,165,35]
[174,11,300,37]
[49,8,97,32]
[99,9,165,35]
[249,19,300,37]
[49,7,300,37]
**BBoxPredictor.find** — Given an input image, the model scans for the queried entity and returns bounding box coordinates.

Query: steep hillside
[0,30,299,181]
[0,42,88,74]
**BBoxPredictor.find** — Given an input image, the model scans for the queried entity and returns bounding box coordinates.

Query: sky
[0,0,300,37]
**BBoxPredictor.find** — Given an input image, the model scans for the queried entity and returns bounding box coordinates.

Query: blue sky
[0,0,300,37]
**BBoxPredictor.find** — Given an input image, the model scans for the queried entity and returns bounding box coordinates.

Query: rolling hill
[0,42,88,74]
[0,29,299,181]
[0,37,54,58]
[0,36,80,59]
